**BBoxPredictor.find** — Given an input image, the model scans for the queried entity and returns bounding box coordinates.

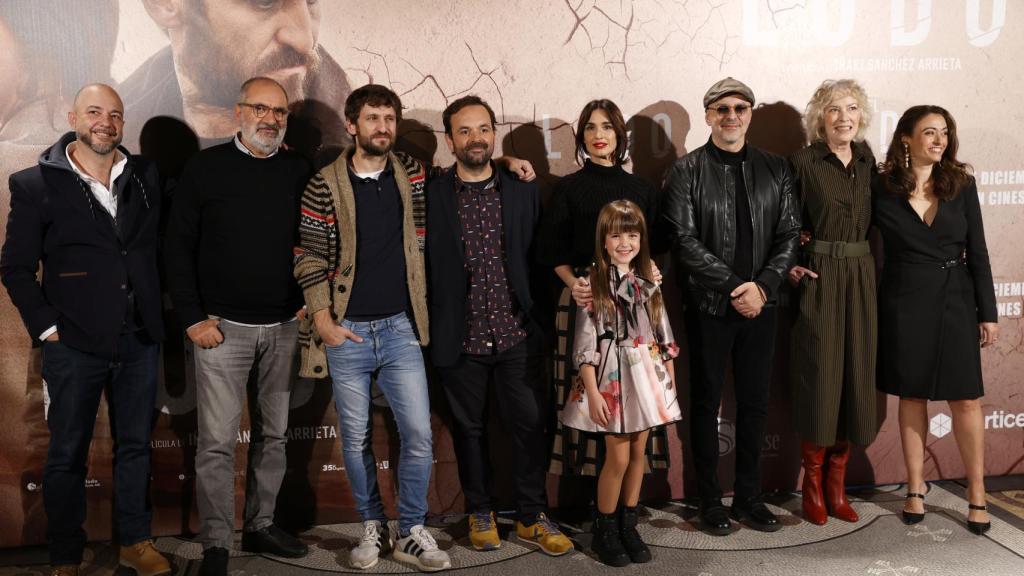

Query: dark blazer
[0,132,163,357]
[873,175,997,400]
[426,165,540,367]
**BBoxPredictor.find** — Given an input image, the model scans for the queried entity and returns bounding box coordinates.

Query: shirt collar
[455,164,498,192]
[234,133,279,158]
[65,142,128,185]
[811,139,866,163]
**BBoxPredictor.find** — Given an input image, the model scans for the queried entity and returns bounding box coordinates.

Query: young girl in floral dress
[561,200,681,567]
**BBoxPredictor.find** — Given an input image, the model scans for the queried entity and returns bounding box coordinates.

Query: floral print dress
[560,270,682,434]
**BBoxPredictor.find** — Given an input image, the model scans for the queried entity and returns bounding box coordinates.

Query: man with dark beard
[425,96,572,556]
[164,77,310,576]
[294,84,451,572]
[122,0,350,165]
[1,84,170,576]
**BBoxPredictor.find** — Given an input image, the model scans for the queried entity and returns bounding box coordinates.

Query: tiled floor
[3,480,1024,575]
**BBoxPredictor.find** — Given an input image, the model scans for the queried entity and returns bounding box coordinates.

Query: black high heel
[967,503,992,535]
[902,492,926,525]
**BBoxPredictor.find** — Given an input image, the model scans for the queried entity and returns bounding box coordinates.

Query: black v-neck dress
[872,175,997,400]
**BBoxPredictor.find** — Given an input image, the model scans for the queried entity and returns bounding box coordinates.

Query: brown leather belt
[804,239,871,259]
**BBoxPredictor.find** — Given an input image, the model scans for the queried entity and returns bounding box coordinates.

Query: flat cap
[703,77,755,108]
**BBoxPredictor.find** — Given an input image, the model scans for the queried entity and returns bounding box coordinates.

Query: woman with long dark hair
[874,105,998,534]
[538,99,667,480]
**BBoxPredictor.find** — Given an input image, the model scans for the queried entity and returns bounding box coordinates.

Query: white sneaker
[393,525,452,572]
[350,520,392,569]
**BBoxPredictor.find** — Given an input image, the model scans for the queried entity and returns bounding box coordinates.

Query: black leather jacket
[660,140,800,316]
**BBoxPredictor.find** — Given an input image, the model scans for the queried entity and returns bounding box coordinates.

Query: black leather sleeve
[754,160,801,296]
[661,157,743,295]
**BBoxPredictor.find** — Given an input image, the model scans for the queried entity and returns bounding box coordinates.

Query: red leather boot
[826,441,859,522]
[801,440,828,525]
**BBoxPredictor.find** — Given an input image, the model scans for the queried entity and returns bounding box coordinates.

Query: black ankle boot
[591,512,630,567]
[618,507,652,563]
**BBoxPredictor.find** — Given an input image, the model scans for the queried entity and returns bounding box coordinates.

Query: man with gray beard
[164,77,310,576]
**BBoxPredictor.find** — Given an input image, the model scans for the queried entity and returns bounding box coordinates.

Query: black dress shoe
[199,547,229,576]
[698,504,733,536]
[241,525,309,558]
[730,498,781,532]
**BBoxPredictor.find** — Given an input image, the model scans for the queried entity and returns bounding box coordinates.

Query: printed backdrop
[1,0,1022,547]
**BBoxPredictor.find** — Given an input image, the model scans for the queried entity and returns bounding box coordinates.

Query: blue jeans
[40,333,159,565]
[325,312,432,535]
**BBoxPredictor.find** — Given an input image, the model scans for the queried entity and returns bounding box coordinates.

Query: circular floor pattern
[637,495,904,551]
[155,518,539,574]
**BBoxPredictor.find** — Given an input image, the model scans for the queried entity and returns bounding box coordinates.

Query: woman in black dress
[538,100,664,479]
[874,105,999,534]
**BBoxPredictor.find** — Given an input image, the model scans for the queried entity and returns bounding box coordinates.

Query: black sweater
[538,160,658,272]
[164,142,310,328]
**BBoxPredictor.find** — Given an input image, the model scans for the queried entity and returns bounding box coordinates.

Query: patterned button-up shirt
[455,172,527,355]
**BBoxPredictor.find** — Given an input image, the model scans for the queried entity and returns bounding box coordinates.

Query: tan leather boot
[119,539,172,576]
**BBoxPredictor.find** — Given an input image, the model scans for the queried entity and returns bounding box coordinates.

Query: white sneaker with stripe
[349,520,392,569]
[393,525,451,572]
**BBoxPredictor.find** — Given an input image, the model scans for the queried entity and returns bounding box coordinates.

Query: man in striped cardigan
[293,84,446,572]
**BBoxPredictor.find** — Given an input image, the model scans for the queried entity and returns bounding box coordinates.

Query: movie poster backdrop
[1,0,1021,547]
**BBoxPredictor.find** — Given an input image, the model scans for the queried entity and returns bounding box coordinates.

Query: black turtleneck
[712,141,754,284]
[538,160,658,272]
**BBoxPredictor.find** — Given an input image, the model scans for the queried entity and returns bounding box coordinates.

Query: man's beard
[455,142,492,168]
[78,128,121,155]
[241,121,285,155]
[179,17,320,107]
[357,131,393,156]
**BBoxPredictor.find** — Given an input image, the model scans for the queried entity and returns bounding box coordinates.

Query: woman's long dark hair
[880,105,972,201]
[589,200,663,326]
[574,99,629,166]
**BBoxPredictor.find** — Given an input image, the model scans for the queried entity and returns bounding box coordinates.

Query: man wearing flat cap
[660,77,800,535]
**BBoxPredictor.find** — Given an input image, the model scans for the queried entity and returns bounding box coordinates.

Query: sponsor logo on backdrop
[930,413,952,438]
[718,417,736,456]
[929,411,1024,437]
[716,418,781,457]
[985,410,1024,429]
[977,169,1024,206]
[993,282,1024,318]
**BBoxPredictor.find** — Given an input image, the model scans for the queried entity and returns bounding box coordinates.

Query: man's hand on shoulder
[502,157,536,182]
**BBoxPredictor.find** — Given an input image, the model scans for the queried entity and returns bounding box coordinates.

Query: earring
[903,142,910,169]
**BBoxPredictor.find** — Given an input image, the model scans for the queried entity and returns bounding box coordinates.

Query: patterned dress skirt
[548,287,673,476]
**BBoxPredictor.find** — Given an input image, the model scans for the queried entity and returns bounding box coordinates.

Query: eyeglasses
[237,102,290,120]
[708,103,751,117]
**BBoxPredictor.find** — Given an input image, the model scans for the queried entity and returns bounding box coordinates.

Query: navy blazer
[0,133,163,357]
[426,165,540,367]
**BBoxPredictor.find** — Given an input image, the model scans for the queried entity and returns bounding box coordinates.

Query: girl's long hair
[880,104,972,201]
[589,200,663,325]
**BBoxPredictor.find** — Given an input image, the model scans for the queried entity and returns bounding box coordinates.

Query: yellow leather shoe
[515,513,574,556]
[119,539,172,576]
[50,565,79,576]
[468,511,501,551]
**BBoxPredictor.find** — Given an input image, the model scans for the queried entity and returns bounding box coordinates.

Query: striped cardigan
[293,146,429,377]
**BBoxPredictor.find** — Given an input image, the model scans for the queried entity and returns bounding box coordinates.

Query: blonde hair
[803,79,873,143]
